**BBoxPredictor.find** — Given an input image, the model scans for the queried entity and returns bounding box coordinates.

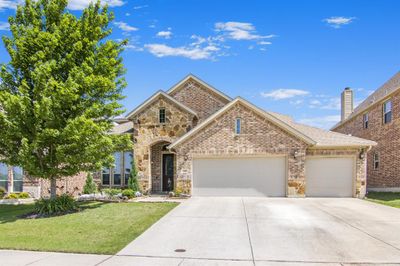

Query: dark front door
[162,154,174,192]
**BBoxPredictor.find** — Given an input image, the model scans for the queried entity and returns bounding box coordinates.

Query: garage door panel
[193,157,286,197]
[306,157,353,197]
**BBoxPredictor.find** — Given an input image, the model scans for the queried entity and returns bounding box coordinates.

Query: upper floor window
[159,108,166,123]
[363,113,369,129]
[373,153,380,170]
[235,118,241,134]
[383,100,392,124]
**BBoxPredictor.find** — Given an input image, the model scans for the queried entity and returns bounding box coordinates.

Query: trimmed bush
[4,193,19,199]
[0,187,6,199]
[35,194,79,215]
[102,188,121,198]
[18,192,30,199]
[127,159,140,191]
[83,173,97,194]
[122,189,135,199]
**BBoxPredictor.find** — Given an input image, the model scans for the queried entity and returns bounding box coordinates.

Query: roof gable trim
[168,97,316,149]
[126,91,198,119]
[167,74,232,102]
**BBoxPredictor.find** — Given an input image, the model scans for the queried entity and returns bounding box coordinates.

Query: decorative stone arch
[148,139,175,193]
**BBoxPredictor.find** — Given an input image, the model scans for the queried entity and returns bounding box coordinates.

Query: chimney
[341,87,353,121]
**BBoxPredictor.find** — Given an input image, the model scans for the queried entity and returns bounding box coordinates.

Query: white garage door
[192,157,286,197]
[306,157,354,197]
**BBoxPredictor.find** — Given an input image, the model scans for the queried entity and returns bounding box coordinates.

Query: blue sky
[1,0,399,129]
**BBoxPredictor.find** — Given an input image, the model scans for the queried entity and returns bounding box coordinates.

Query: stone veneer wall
[169,78,230,122]
[334,89,400,189]
[173,102,309,197]
[306,148,367,198]
[133,96,196,193]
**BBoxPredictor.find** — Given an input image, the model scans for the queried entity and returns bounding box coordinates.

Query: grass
[0,201,178,254]
[365,192,400,208]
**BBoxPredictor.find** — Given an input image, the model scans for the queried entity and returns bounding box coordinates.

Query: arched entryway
[150,141,175,193]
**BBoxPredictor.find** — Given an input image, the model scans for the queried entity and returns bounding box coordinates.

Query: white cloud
[113,21,138,32]
[261,89,309,100]
[258,41,272,45]
[0,0,18,11]
[125,12,130,16]
[133,5,148,10]
[144,44,213,60]
[0,21,9,31]
[323,16,356,28]
[215,21,275,40]
[156,30,172,39]
[297,115,341,130]
[67,0,125,10]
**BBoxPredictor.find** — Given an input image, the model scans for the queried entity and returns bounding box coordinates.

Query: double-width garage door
[192,157,286,197]
[305,157,354,197]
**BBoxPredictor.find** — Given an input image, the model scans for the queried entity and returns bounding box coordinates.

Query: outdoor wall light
[359,149,365,159]
[293,150,299,159]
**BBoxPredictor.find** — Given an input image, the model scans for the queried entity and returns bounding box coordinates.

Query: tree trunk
[50,177,57,199]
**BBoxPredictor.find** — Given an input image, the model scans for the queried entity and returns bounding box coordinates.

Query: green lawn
[0,202,178,254]
[365,192,400,208]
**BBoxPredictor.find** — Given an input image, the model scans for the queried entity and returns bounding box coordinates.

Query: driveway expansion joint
[241,198,256,266]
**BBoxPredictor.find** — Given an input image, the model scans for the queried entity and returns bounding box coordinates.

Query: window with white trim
[383,100,392,124]
[235,118,241,134]
[373,153,380,170]
[363,113,369,129]
[159,108,166,123]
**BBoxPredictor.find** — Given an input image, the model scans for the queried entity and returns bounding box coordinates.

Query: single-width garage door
[305,157,354,197]
[192,157,286,197]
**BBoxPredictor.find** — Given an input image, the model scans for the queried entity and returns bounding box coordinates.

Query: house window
[235,118,241,134]
[373,153,380,170]
[102,168,110,185]
[0,163,7,190]
[13,166,23,192]
[113,152,122,186]
[363,113,369,129]
[383,100,392,124]
[124,151,133,185]
[102,151,134,187]
[159,108,166,123]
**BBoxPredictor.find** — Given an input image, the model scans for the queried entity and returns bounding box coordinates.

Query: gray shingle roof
[110,122,133,135]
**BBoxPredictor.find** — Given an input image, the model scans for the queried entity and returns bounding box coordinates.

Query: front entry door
[162,154,174,192]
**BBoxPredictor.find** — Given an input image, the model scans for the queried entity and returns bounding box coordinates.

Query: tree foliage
[83,173,97,194]
[0,0,132,198]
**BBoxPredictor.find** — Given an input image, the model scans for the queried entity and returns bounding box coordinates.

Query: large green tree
[0,0,131,198]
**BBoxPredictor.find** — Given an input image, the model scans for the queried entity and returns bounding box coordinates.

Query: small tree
[83,173,97,194]
[0,0,132,199]
[127,158,139,191]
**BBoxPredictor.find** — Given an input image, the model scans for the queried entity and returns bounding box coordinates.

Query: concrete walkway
[2,197,400,265]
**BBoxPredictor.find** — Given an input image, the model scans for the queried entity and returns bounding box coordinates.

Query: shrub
[5,193,19,199]
[83,173,97,194]
[0,187,6,199]
[18,192,30,199]
[174,187,184,197]
[102,188,121,198]
[35,194,79,215]
[127,159,140,191]
[122,189,135,199]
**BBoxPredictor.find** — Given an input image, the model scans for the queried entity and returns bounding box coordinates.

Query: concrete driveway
[114,197,400,265]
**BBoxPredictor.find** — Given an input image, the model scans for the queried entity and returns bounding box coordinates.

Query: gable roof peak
[125,90,198,119]
[167,74,232,102]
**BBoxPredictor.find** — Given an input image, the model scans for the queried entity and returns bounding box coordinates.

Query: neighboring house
[332,71,400,192]
[104,74,375,198]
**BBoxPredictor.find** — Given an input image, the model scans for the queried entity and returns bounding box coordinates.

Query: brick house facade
[332,72,400,191]
[2,74,376,198]
[113,75,374,198]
